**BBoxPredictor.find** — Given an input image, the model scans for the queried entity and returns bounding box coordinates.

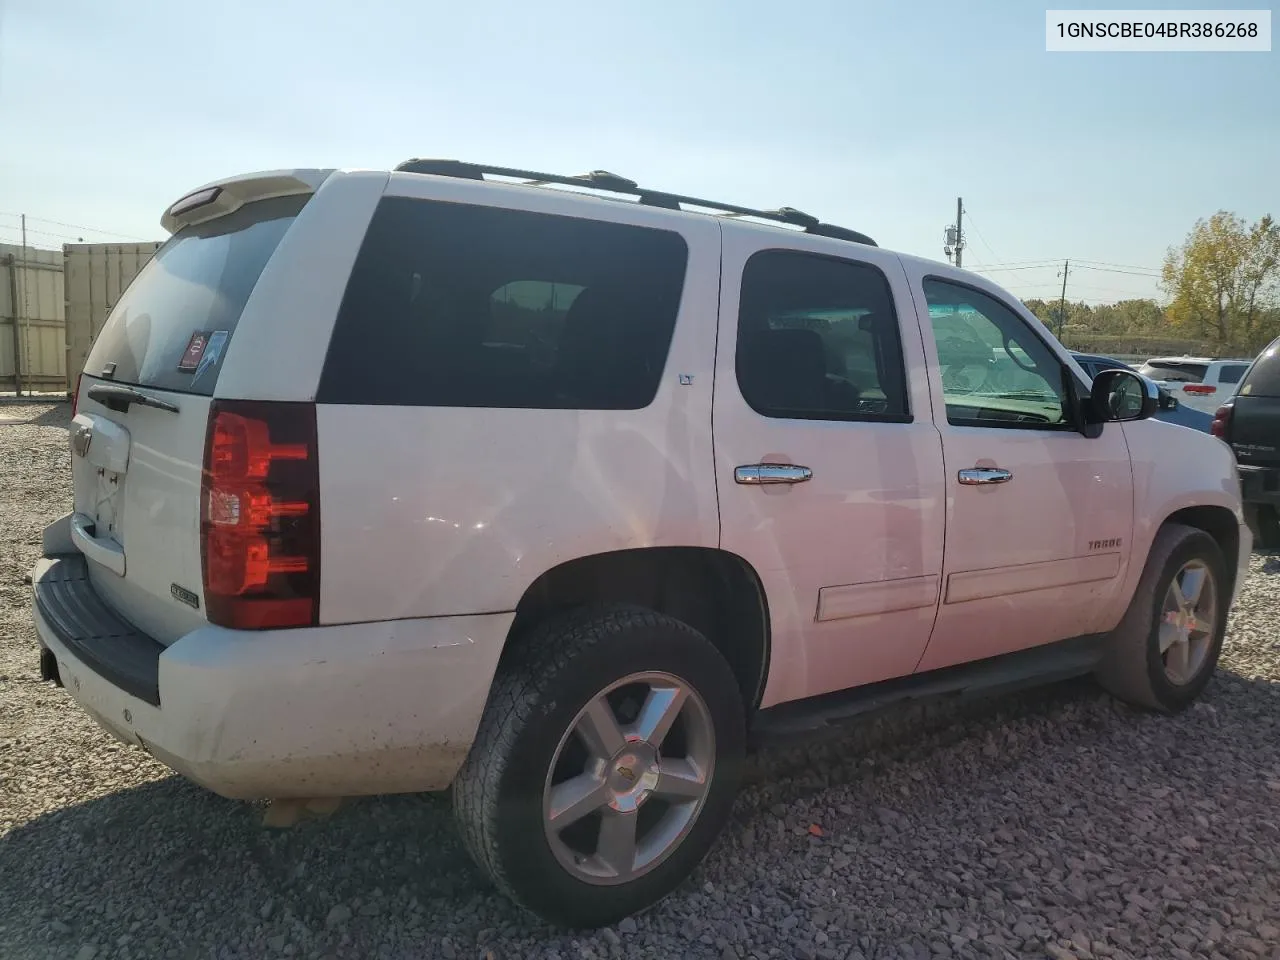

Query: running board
[749,633,1108,748]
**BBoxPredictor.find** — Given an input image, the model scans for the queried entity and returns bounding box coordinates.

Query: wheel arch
[502,547,772,712]
[1162,504,1241,598]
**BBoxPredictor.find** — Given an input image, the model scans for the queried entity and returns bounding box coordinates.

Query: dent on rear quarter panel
[315,180,723,625]
[1111,418,1243,629]
[212,170,391,402]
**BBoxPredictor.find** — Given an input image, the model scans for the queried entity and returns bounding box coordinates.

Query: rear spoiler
[160,169,335,234]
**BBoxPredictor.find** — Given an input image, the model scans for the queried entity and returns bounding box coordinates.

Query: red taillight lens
[71,373,82,418]
[200,400,320,629]
[1211,403,1233,440]
[1184,384,1217,395]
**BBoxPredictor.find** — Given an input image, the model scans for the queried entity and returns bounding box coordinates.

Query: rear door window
[1137,361,1208,383]
[1217,363,1249,385]
[735,249,910,422]
[317,198,689,409]
[83,194,307,395]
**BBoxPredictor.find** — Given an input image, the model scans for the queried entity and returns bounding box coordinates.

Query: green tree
[1162,212,1280,353]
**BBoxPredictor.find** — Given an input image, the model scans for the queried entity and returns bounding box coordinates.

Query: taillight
[1184,384,1217,395]
[71,373,82,418]
[1211,402,1233,441]
[200,400,320,629]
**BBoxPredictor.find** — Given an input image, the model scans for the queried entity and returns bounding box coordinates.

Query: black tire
[1095,523,1228,712]
[1245,503,1280,550]
[451,604,746,928]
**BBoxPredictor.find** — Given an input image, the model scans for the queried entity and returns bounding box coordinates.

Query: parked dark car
[1071,352,1213,433]
[1210,337,1280,547]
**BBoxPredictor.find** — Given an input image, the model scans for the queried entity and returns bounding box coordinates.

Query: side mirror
[1159,389,1178,411]
[1089,369,1158,423]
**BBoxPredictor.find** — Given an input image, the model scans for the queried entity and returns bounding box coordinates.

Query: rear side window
[1241,341,1280,397]
[1138,361,1208,383]
[84,195,307,395]
[1217,363,1249,385]
[317,198,689,409]
[735,250,910,422]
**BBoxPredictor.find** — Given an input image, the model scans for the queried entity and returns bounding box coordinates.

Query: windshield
[83,194,307,395]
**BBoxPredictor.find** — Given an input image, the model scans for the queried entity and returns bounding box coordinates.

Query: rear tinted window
[317,197,689,409]
[1218,363,1249,385]
[1241,342,1280,397]
[1137,361,1207,383]
[84,195,306,395]
[736,250,910,422]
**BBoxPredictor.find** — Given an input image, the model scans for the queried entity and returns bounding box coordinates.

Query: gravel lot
[2,397,1280,960]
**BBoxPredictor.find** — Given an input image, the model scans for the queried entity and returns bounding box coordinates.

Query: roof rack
[392,159,877,247]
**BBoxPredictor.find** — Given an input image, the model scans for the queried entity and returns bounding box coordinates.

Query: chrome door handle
[735,463,813,485]
[958,467,1012,485]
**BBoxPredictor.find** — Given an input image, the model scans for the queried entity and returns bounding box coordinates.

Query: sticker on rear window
[178,330,211,372]
[194,330,230,381]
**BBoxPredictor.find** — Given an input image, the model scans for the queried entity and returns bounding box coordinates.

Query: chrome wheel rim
[542,671,715,886]
[1160,560,1218,686]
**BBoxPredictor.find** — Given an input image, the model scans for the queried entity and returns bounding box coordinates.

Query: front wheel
[1096,523,1229,712]
[452,605,745,928]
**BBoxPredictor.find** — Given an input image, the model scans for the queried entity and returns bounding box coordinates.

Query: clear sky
[1,0,1275,304]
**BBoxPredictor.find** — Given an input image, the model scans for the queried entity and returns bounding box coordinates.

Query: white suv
[1138,356,1252,414]
[32,161,1249,928]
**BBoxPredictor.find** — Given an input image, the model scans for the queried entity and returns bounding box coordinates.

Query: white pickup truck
[32,161,1249,928]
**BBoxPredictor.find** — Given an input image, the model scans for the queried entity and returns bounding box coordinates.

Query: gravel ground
[2,397,1280,960]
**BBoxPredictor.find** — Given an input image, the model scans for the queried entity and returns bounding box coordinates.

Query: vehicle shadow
[3,662,1277,960]
[0,399,71,428]
[0,773,497,959]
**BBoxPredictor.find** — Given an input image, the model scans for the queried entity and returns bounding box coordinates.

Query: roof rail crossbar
[392,158,876,246]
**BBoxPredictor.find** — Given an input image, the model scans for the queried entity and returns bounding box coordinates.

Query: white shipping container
[63,242,162,391]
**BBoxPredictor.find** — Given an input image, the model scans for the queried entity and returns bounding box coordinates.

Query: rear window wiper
[86,383,180,414]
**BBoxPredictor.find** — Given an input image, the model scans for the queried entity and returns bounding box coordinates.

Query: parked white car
[1137,356,1252,414]
[32,161,1249,928]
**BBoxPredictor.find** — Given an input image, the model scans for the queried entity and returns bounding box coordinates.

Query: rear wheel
[1096,523,1228,712]
[452,605,745,928]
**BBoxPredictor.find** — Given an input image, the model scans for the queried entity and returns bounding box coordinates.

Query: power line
[971,263,1061,273]
[1073,264,1162,278]
[969,257,1163,275]
[1073,258,1164,273]
[1061,282,1159,296]
[961,208,1002,263]
[971,258,1063,267]
[0,211,149,242]
[0,224,88,243]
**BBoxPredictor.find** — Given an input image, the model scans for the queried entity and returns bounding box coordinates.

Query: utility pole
[20,214,31,397]
[943,198,965,267]
[1056,259,1070,341]
[6,253,20,396]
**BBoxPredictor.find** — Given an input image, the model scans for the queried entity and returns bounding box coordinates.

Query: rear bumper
[31,554,513,800]
[1239,464,1280,507]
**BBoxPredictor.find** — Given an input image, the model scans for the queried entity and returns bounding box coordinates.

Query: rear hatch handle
[86,383,180,414]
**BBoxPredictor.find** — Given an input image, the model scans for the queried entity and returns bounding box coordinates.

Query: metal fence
[0,244,65,393]
[1,241,161,394]
[63,242,161,390]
